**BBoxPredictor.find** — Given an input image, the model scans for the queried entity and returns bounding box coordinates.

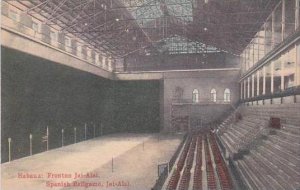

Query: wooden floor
[1,133,183,190]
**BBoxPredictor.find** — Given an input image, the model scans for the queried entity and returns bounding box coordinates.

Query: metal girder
[7,0,281,57]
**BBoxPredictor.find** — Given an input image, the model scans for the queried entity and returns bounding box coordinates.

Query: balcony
[171,98,231,105]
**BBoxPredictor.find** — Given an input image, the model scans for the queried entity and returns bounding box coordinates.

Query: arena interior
[1,0,300,190]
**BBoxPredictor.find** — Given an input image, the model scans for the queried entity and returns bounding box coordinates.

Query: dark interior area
[1,47,160,162]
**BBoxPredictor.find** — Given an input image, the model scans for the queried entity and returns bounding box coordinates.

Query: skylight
[119,0,193,27]
[155,35,221,54]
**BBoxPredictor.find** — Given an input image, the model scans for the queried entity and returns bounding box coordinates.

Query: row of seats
[166,132,235,190]
[166,169,181,190]
[204,137,217,190]
[167,136,193,190]
[178,136,196,190]
[219,114,267,155]
[177,168,191,190]
[193,136,203,190]
[209,134,233,190]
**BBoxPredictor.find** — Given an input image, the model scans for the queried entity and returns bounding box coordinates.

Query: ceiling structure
[7,0,280,58]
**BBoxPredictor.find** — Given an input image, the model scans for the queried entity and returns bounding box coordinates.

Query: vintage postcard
[1,0,300,190]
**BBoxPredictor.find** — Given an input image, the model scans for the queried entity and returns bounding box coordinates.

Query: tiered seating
[165,132,235,190]
[218,113,235,134]
[242,103,300,126]
[204,137,217,190]
[209,134,232,190]
[193,135,203,190]
[167,136,192,190]
[178,168,191,190]
[219,113,268,155]
[220,103,300,190]
[178,136,196,190]
[177,137,192,171]
[166,169,181,190]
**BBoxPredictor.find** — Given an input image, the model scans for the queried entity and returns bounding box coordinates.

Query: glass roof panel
[157,35,221,54]
[120,0,193,26]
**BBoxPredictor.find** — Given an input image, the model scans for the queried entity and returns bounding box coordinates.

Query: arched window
[210,88,217,102]
[192,89,199,103]
[224,88,231,102]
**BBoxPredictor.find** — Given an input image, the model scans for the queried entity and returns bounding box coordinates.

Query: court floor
[1,133,183,190]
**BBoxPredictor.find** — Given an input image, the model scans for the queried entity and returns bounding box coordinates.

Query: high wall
[162,69,240,132]
[1,47,160,162]
[119,52,239,72]
[1,47,241,161]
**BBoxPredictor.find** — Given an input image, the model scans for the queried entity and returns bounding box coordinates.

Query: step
[240,121,262,131]
[219,136,236,155]
[225,130,241,144]
[262,141,300,169]
[282,118,300,126]
[251,151,294,190]
[230,124,248,136]
[246,154,286,190]
[234,161,257,190]
[274,130,300,144]
[282,124,300,135]
[241,119,261,127]
[259,145,300,179]
[256,147,300,189]
[237,159,265,190]
[244,110,300,121]
[267,136,300,155]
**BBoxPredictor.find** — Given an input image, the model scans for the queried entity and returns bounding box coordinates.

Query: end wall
[162,69,240,132]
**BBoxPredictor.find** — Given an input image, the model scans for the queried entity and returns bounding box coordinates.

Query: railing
[2,122,110,163]
[241,85,300,103]
[152,166,169,190]
[213,101,241,130]
[172,98,232,105]
[1,13,113,72]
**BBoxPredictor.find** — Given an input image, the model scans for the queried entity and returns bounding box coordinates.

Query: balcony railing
[1,13,113,72]
[241,85,300,103]
[171,98,231,105]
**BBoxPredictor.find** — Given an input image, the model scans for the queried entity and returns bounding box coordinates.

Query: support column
[244,80,246,99]
[240,82,243,99]
[247,77,250,98]
[263,67,266,95]
[29,134,32,156]
[271,62,274,93]
[8,138,11,162]
[282,0,286,40]
[297,43,300,86]
[257,71,260,96]
[296,0,299,29]
[271,11,275,49]
[280,58,284,91]
[252,74,255,97]
[46,126,49,151]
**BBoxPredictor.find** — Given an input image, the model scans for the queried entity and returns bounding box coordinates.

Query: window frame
[192,89,199,103]
[224,88,231,102]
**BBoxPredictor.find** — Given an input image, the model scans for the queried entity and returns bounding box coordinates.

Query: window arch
[192,89,199,103]
[210,88,217,102]
[224,88,231,102]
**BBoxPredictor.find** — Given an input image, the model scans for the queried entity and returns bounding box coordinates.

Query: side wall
[1,48,160,162]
